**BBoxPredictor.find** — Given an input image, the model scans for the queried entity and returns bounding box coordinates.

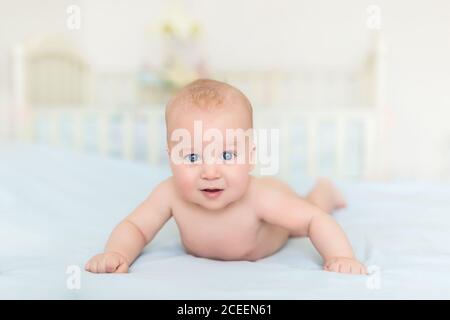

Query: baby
[85,79,367,275]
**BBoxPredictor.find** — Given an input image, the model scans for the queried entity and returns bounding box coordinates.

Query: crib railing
[10,106,382,180]
[253,108,379,179]
[20,107,166,164]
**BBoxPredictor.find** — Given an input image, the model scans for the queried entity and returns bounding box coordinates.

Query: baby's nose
[201,164,221,180]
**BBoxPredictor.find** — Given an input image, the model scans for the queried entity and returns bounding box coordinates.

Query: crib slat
[280,115,291,179]
[146,112,160,165]
[24,109,35,142]
[336,116,346,178]
[48,111,60,146]
[364,115,376,179]
[23,107,379,181]
[98,112,109,156]
[307,117,317,177]
[73,112,84,152]
[122,113,134,160]
[0,108,7,140]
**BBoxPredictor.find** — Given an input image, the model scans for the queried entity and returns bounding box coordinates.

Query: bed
[3,32,449,299]
[1,142,450,299]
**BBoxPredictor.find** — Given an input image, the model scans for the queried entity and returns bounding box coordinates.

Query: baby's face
[167,106,254,211]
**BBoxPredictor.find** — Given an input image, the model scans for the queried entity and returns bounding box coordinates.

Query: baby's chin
[191,195,236,211]
[195,189,250,211]
[195,200,230,211]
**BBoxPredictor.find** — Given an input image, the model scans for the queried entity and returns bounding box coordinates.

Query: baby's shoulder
[249,176,297,205]
[251,176,294,192]
[148,176,175,199]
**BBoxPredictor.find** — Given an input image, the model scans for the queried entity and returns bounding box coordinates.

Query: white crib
[1,33,389,181]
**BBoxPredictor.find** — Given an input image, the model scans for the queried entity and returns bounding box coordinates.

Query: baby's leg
[305,177,347,214]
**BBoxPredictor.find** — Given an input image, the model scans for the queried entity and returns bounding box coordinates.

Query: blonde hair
[165,79,253,130]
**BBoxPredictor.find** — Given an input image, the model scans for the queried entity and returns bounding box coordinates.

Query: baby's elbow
[123,219,150,244]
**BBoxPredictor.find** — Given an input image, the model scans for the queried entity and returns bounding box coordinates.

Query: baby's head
[165,79,254,210]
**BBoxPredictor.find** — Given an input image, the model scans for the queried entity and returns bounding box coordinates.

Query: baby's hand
[85,252,129,273]
[324,257,367,275]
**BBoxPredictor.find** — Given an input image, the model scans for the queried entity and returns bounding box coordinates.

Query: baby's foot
[317,177,347,210]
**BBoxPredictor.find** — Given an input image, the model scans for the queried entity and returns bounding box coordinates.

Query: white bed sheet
[1,143,450,299]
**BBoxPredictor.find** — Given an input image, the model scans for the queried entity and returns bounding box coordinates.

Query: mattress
[1,142,450,299]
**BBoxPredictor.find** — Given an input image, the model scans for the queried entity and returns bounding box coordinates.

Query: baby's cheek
[173,169,198,195]
[227,166,251,191]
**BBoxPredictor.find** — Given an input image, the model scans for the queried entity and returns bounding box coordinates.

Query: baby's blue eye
[222,151,235,161]
[185,153,200,163]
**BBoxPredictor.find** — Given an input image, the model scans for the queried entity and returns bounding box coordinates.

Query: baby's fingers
[349,264,361,274]
[341,262,367,275]
[323,260,334,270]
[104,256,120,273]
[339,262,360,274]
[104,255,129,273]
[115,262,129,273]
[324,259,368,275]
[359,264,368,275]
[323,262,333,271]
[349,262,367,275]
[87,260,99,273]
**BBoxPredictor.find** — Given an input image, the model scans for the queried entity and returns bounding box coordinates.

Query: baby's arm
[85,178,173,273]
[256,179,366,275]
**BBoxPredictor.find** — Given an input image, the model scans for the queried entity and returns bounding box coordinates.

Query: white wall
[78,0,372,70]
[379,0,450,179]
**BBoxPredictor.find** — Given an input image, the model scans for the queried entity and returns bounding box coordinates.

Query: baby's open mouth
[201,188,223,192]
[200,188,224,199]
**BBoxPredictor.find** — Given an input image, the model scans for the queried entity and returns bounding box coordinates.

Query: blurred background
[1,0,449,181]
